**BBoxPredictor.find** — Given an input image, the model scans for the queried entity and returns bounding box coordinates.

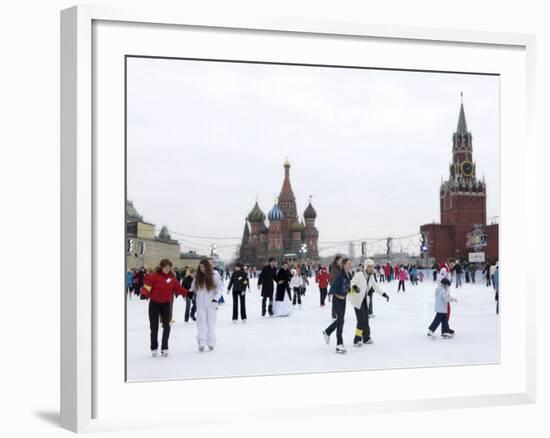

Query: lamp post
[299,243,307,264]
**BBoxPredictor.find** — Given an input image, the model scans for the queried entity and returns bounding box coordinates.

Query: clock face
[461,160,473,177]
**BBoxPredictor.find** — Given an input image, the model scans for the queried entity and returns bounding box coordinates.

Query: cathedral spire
[280,158,294,197]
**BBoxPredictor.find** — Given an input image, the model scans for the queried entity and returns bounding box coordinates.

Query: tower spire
[456,92,468,135]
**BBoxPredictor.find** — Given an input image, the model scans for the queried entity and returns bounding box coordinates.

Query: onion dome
[247,201,266,223]
[268,204,284,221]
[290,220,304,233]
[303,202,317,219]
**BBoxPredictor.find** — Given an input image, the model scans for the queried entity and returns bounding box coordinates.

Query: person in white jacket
[427,277,457,339]
[290,268,307,306]
[349,259,390,347]
[191,258,224,352]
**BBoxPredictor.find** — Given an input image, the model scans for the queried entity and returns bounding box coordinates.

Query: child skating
[427,277,457,339]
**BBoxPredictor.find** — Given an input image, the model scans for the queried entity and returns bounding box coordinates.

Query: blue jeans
[455,273,462,288]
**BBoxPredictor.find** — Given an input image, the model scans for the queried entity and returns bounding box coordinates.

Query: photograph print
[125,56,500,382]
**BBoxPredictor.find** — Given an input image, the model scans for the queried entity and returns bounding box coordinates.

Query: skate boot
[427,331,437,340]
[322,331,330,345]
[161,350,169,357]
[242,319,247,323]
[198,345,205,352]
[363,338,374,345]
[208,345,215,351]
[335,344,347,354]
[442,332,454,339]
[151,350,160,357]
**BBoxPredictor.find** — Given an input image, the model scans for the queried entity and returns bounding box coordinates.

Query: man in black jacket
[227,262,249,322]
[258,258,277,316]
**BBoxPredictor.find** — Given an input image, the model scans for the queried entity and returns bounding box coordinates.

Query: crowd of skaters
[126,254,500,357]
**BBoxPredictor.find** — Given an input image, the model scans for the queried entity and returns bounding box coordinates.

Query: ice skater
[427,277,457,339]
[328,255,343,319]
[397,265,408,292]
[273,261,292,317]
[315,266,330,306]
[258,258,277,316]
[290,266,307,307]
[182,268,196,322]
[322,258,353,354]
[349,259,390,347]
[192,258,224,352]
[227,261,249,323]
[140,259,188,357]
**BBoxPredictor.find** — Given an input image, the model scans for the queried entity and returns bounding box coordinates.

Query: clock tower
[420,94,498,263]
[439,94,487,257]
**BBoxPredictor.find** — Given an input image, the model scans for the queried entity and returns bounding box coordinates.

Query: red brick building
[239,160,319,267]
[420,97,499,263]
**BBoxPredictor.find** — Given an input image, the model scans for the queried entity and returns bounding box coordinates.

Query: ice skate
[198,345,205,352]
[427,331,437,340]
[442,332,454,339]
[208,345,215,351]
[242,319,247,323]
[335,344,347,354]
[151,350,160,357]
[322,330,330,345]
[161,350,169,357]
[363,338,374,345]
[232,320,237,324]
[353,341,363,348]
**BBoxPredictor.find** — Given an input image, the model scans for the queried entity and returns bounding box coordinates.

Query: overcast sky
[127,57,500,259]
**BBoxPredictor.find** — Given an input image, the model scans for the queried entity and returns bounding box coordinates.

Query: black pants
[232,291,247,320]
[184,295,196,322]
[331,297,337,318]
[262,295,273,316]
[319,288,328,305]
[354,299,371,343]
[292,287,302,305]
[397,280,405,292]
[325,297,346,345]
[149,301,171,351]
[368,294,374,315]
[428,312,451,334]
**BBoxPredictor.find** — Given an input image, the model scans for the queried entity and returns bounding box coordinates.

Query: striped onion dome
[268,204,284,221]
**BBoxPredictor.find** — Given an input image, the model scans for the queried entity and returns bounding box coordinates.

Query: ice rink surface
[126,276,499,382]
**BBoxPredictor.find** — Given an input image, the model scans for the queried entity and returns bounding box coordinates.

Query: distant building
[420,96,499,263]
[126,200,180,269]
[239,160,320,267]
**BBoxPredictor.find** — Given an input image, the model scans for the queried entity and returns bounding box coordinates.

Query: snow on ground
[126,276,499,382]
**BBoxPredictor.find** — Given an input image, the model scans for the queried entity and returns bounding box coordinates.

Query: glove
[140,286,150,297]
[352,285,360,293]
[383,293,390,302]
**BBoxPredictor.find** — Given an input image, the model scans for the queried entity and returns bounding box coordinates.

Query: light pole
[299,243,307,265]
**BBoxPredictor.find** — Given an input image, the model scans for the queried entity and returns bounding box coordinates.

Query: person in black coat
[258,258,277,316]
[227,262,250,322]
[182,268,196,322]
[275,261,292,302]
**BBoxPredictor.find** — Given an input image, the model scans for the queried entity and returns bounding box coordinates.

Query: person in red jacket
[316,266,330,307]
[141,259,188,357]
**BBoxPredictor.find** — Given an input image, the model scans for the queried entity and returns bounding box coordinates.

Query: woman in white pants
[192,259,224,352]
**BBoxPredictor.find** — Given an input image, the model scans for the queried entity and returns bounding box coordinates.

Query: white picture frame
[60,5,537,433]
